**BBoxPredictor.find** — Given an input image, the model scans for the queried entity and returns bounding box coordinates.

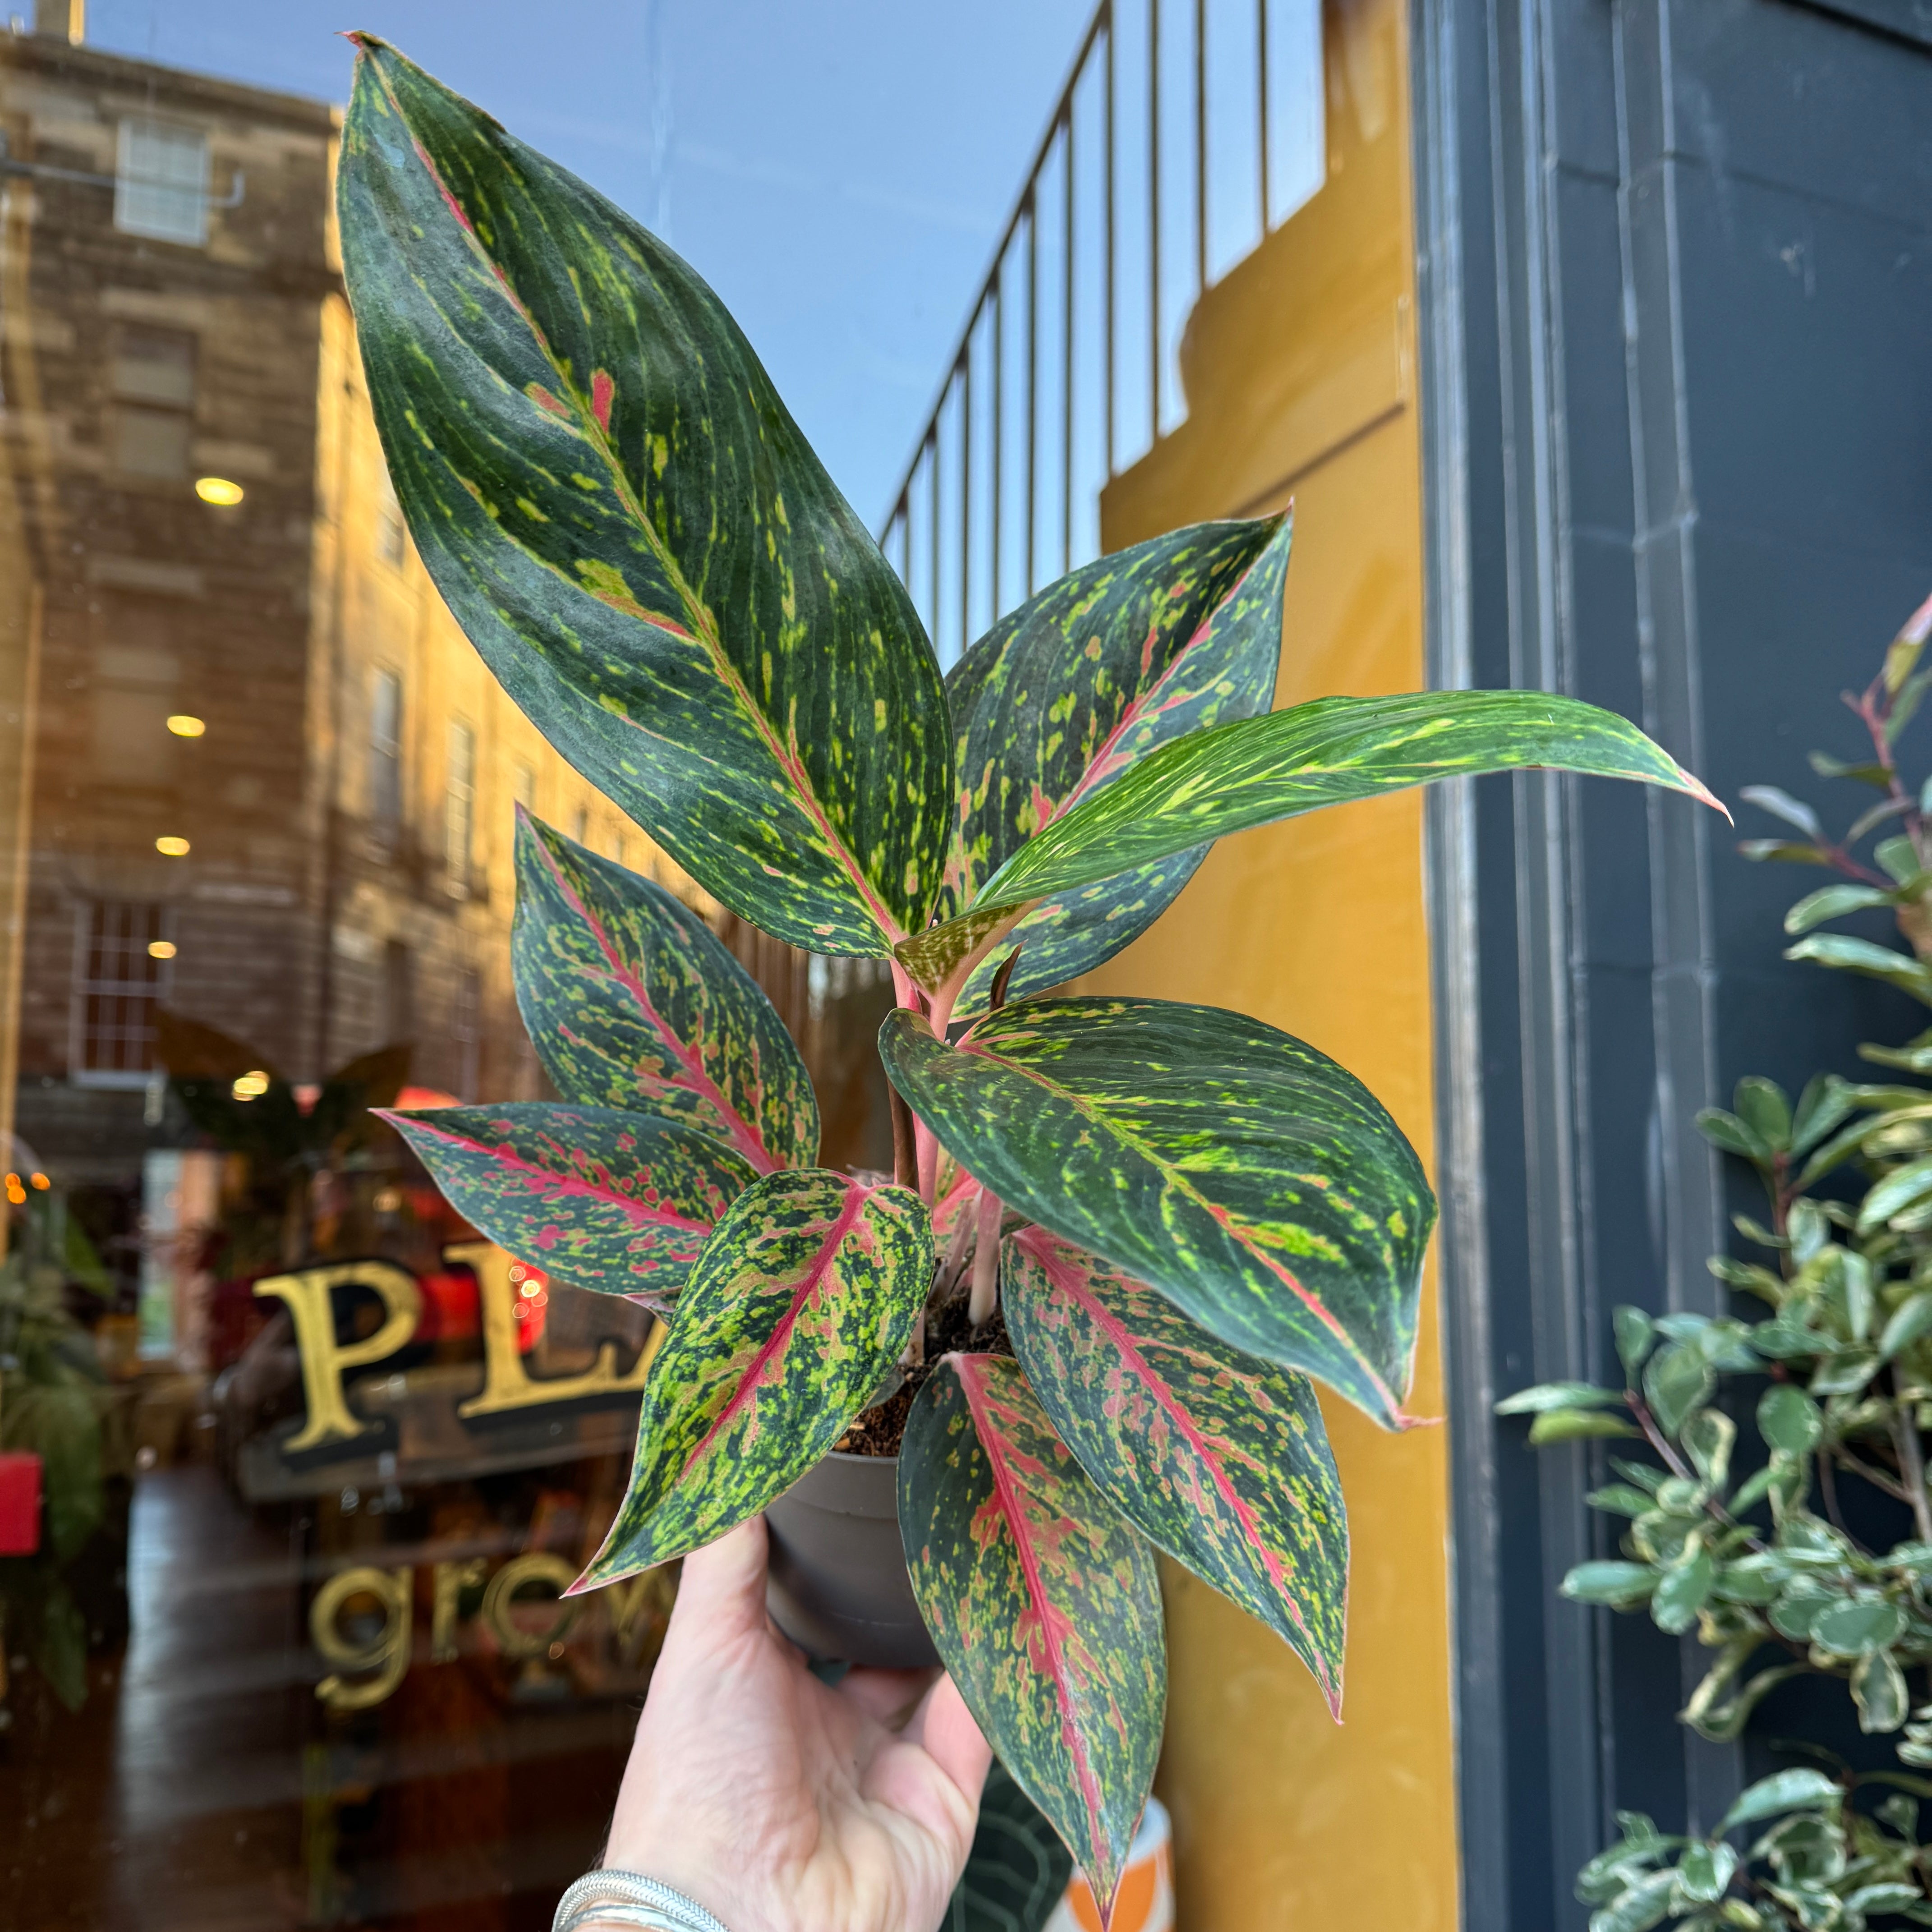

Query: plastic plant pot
[764,1451,938,1669]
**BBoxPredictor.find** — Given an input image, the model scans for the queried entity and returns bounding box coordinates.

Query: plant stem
[888,1081,917,1194]
[968,1185,1003,1327]
[1894,1397,1932,1544]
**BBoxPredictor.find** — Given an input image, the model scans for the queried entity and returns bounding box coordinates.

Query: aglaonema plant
[336,37,1722,1917]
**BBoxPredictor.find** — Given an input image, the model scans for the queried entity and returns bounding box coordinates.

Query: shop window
[376,461,408,566]
[446,718,475,888]
[369,667,403,829]
[114,118,211,246]
[110,327,196,479]
[92,634,181,784]
[72,901,170,1086]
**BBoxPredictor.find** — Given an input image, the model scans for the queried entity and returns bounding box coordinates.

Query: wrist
[553,1870,734,1932]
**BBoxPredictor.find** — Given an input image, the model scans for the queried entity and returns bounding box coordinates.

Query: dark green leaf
[1696,1108,1772,1164]
[1653,1545,1715,1635]
[1739,785,1822,838]
[1853,1647,1910,1733]
[898,690,1720,993]
[1882,1293,1932,1361]
[1859,1156,1932,1235]
[511,811,817,1168]
[1807,751,1891,787]
[1003,1226,1347,1708]
[1495,1380,1627,1414]
[30,1579,87,1713]
[1587,1869,1676,1932]
[899,1355,1166,1918]
[1676,1842,1739,1903]
[1758,1384,1824,1455]
[1785,935,1932,1006]
[1785,884,1898,936]
[1718,1768,1841,1831]
[1644,1341,1716,1437]
[879,998,1434,1427]
[1808,1348,1879,1397]
[1529,1410,1639,1444]
[382,1102,755,1306]
[1734,1077,1792,1153]
[1810,1595,1904,1657]
[338,40,950,953]
[1561,1561,1660,1608]
[1614,1306,1656,1380]
[938,517,1290,1016]
[1791,1074,1858,1156]
[579,1171,930,1582]
[1739,839,1830,864]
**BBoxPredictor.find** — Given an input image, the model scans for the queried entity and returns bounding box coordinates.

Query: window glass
[114,119,210,245]
[446,719,476,887]
[370,667,404,829]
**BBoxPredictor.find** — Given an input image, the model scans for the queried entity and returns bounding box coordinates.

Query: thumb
[665,1515,770,1647]
[908,1671,993,1805]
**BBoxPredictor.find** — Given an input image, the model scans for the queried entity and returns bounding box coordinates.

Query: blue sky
[87,0,1095,524]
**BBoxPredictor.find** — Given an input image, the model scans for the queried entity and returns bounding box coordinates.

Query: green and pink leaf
[578,1170,932,1583]
[512,810,818,1169]
[382,1102,754,1305]
[1003,1227,1348,1708]
[898,1355,1165,1920]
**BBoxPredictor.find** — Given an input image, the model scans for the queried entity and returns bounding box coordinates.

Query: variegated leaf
[382,1102,754,1304]
[1003,1226,1347,1707]
[339,41,951,954]
[898,1355,1165,1918]
[577,1170,931,1583]
[939,517,1288,1015]
[898,690,1722,991]
[879,998,1433,1427]
[512,810,818,1170]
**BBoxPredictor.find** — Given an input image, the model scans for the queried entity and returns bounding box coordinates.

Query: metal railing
[880,0,1323,666]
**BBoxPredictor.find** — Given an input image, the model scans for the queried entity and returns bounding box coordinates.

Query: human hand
[594,1514,993,1932]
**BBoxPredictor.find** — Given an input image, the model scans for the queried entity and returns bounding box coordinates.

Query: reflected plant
[338,37,1719,1914]
[1506,598,1932,1932]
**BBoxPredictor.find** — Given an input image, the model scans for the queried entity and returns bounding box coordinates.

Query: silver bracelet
[552,1869,732,1932]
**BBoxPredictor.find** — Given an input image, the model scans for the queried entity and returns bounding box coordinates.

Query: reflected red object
[392,1086,462,1111]
[412,1268,479,1344]
[508,1260,548,1352]
[0,1451,43,1555]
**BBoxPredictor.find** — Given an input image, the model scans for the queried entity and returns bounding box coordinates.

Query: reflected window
[512,761,535,811]
[73,902,169,1085]
[369,667,403,829]
[454,965,480,1099]
[92,619,181,784]
[381,938,413,1046]
[446,718,475,888]
[114,119,210,247]
[376,462,408,566]
[110,327,196,478]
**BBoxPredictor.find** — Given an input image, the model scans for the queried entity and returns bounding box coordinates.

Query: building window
[369,668,403,830]
[73,902,169,1085]
[446,719,475,887]
[110,327,196,478]
[114,120,210,247]
[376,462,408,567]
[381,939,413,1047]
[453,966,481,1101]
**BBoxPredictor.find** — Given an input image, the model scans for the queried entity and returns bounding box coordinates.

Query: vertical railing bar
[1194,0,1207,295]
[1103,6,1116,481]
[1026,194,1039,597]
[992,269,1004,619]
[926,430,940,646]
[1061,112,1076,575]
[1149,0,1161,439]
[1257,0,1270,232]
[899,499,911,586]
[960,342,973,655]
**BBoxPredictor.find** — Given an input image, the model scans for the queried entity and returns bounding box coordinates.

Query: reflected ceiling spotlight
[155,835,190,856]
[29,1173,49,1191]
[166,714,206,737]
[194,476,244,506]
[231,1070,270,1102]
[147,939,176,960]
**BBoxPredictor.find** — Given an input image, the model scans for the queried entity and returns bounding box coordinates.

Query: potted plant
[337,39,1721,1916]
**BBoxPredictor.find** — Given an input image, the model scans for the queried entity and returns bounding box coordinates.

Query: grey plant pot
[764,1450,940,1669]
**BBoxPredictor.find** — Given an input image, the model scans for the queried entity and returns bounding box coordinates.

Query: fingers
[837,1664,938,1730]
[904,1672,993,1803]
[664,1515,770,1649]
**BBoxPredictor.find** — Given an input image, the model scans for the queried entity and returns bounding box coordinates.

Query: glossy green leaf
[1785,883,1898,935]
[382,1102,754,1305]
[1002,1226,1347,1708]
[1528,1410,1639,1444]
[1643,1340,1714,1437]
[938,517,1289,1014]
[1614,1306,1656,1380]
[897,690,1721,992]
[1810,1596,1904,1657]
[1718,1768,1841,1831]
[1785,934,1932,1004]
[1495,1380,1627,1414]
[1757,1384,1823,1454]
[339,40,950,954]
[579,1171,930,1583]
[1652,1545,1715,1635]
[880,998,1434,1427]
[1561,1562,1660,1607]
[512,810,817,1169]
[898,1355,1165,1918]
[1853,1647,1910,1734]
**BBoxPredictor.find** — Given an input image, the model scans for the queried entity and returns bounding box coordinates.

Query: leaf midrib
[362,49,907,945]
[959,1035,1398,1414]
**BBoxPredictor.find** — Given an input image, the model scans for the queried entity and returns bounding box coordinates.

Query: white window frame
[369,668,403,830]
[446,718,476,888]
[114,120,211,248]
[71,900,173,1088]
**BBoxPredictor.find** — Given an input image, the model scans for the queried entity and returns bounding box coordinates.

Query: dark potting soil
[833,1293,1016,1457]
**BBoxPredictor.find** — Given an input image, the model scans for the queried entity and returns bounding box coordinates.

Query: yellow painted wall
[1087,0,1456,1923]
